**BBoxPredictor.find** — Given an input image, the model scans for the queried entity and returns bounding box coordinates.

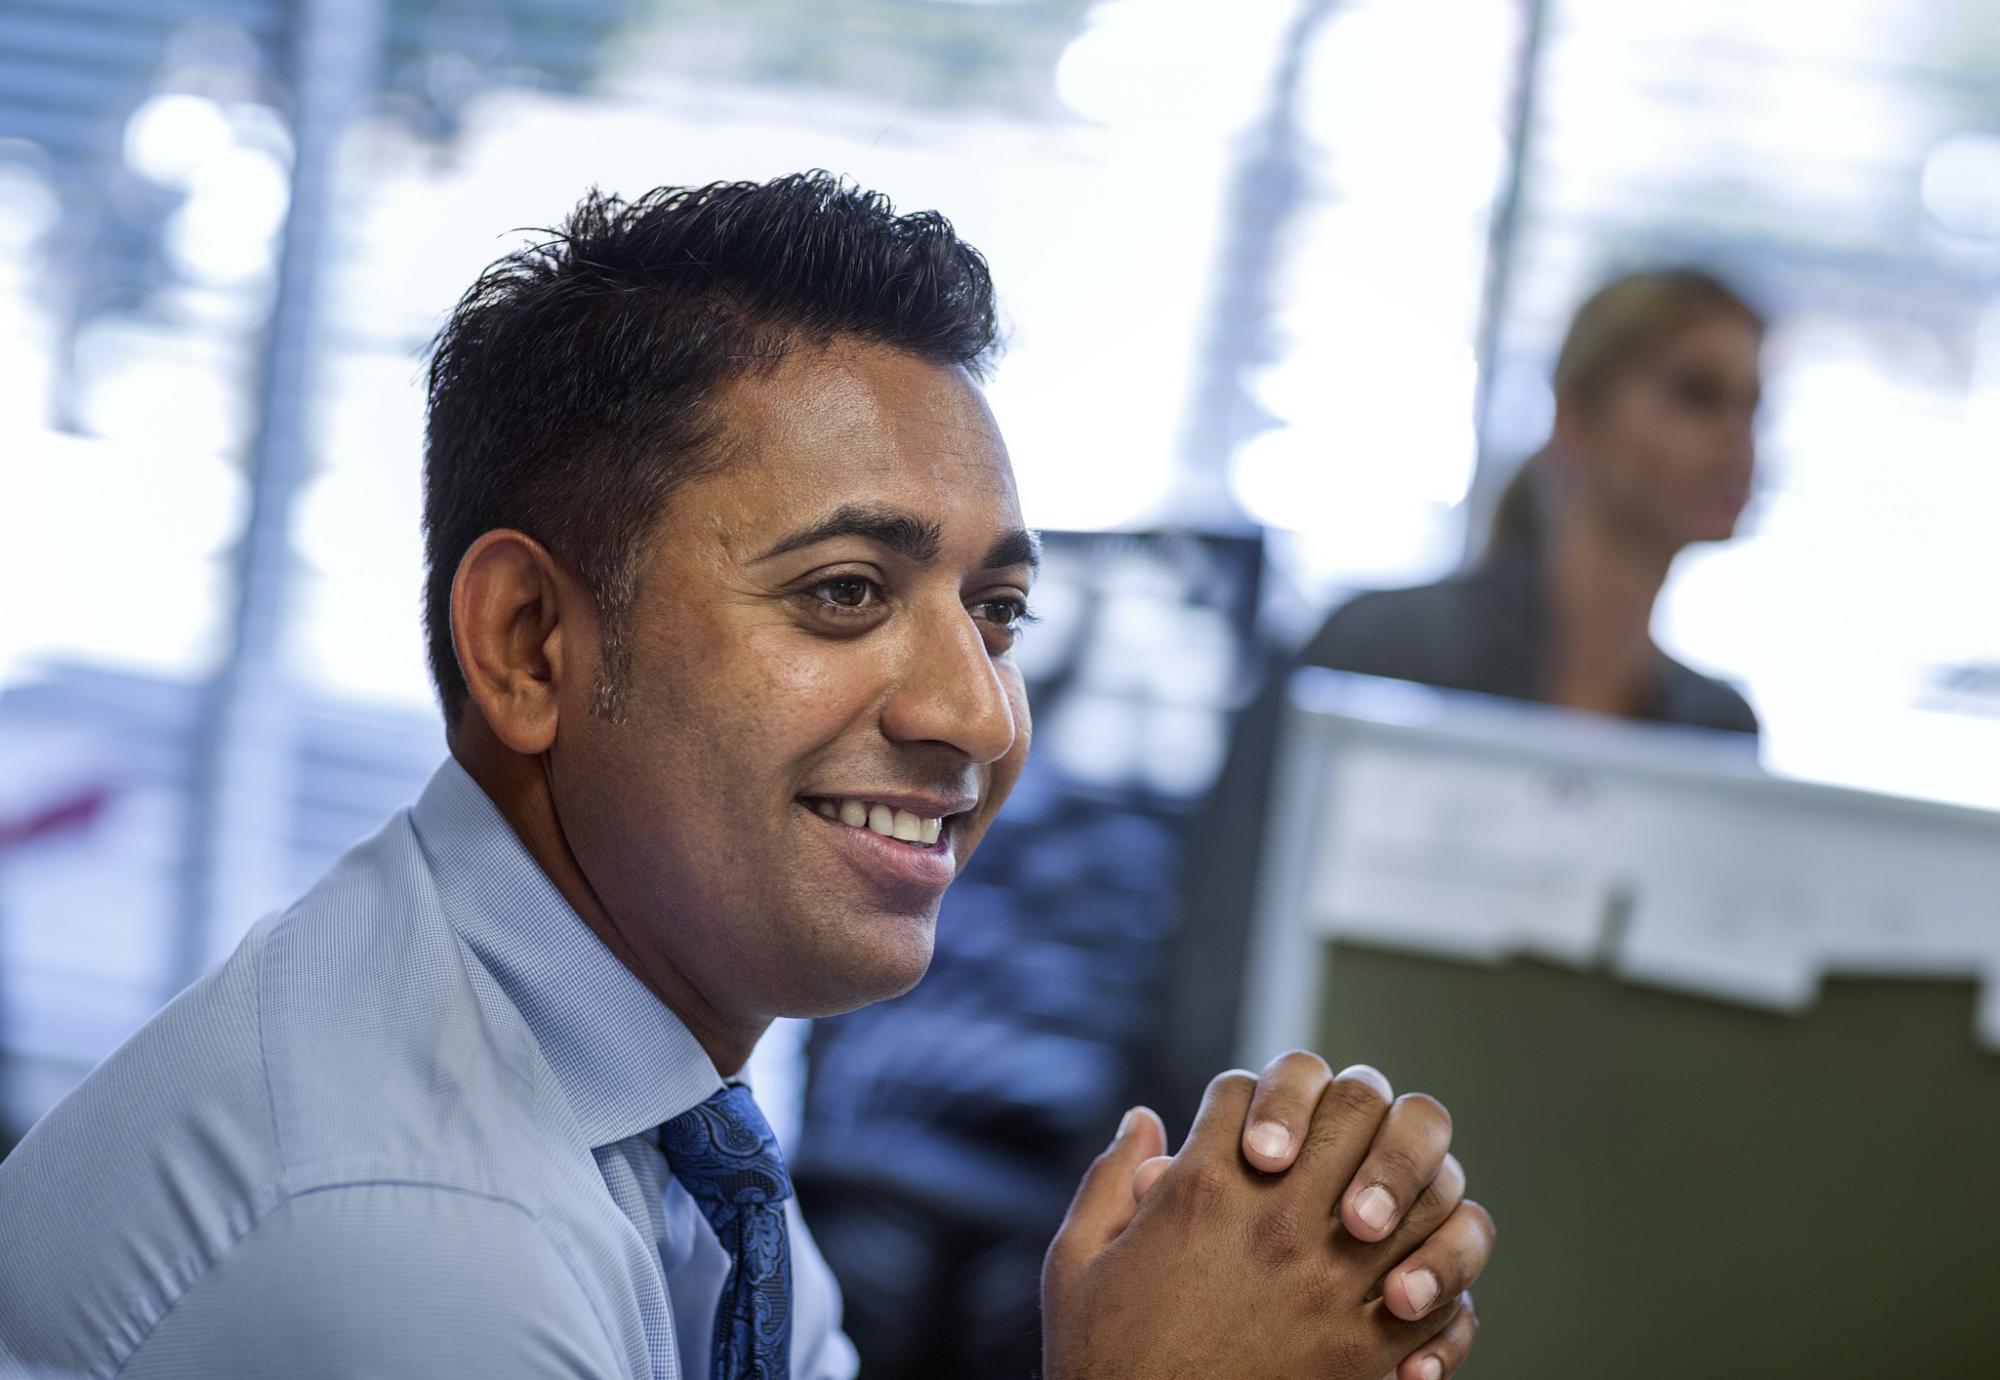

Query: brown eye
[973,597,1036,636]
[812,576,879,609]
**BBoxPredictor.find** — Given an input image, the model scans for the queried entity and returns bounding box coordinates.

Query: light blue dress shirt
[0,759,858,1380]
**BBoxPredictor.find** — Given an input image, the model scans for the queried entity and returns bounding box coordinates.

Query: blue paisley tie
[660,1084,794,1380]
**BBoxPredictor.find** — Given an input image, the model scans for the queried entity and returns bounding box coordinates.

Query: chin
[1679,504,1744,545]
[785,911,937,1017]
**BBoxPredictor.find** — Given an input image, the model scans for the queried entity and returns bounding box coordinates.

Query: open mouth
[798,796,952,849]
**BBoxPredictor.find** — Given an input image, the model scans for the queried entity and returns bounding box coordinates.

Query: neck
[450,722,768,1077]
[1540,503,1676,718]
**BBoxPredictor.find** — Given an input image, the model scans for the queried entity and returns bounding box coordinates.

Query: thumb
[1053,1106,1168,1263]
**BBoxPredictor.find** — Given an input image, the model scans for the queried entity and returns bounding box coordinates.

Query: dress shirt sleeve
[116,1182,627,1379]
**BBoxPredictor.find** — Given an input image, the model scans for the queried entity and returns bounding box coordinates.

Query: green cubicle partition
[1317,941,2000,1379]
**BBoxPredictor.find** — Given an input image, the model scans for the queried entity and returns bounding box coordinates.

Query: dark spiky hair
[421,171,1000,723]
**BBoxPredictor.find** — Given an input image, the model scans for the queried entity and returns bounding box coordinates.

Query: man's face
[550,339,1033,1022]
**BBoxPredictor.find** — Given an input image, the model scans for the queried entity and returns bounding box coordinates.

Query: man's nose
[880,602,1018,765]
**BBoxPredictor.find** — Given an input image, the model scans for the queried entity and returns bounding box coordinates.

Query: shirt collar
[409,756,723,1148]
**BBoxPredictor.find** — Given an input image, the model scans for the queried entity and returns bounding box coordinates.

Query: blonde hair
[1490,267,1763,550]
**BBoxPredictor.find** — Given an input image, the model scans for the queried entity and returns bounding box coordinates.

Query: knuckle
[1207,1067,1258,1103]
[1435,1152,1466,1201]
[1462,1198,1497,1248]
[1395,1091,1453,1139]
[1173,1155,1239,1213]
[1363,1141,1425,1190]
[1445,1226,1494,1287]
[1326,1071,1392,1121]
[1296,1113,1349,1165]
[1434,1226,1493,1291]
[1264,1048,1333,1083]
[1042,1231,1081,1285]
[1419,1169,1462,1214]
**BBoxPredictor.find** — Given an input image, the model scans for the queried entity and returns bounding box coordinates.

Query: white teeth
[811,797,949,846]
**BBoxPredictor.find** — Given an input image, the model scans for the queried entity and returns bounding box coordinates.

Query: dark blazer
[1301,545,1759,735]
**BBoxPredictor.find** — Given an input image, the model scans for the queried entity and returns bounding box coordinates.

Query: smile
[802,797,945,847]
[795,792,970,895]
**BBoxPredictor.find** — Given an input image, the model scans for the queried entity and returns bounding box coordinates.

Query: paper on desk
[1614,873,1819,1010]
[1610,784,2000,1009]
[1800,813,2000,977]
[1307,744,1617,965]
[1603,788,1812,1008]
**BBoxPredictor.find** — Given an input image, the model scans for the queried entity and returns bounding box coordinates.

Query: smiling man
[0,175,1491,1380]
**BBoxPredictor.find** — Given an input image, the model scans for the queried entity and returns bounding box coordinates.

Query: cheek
[1004,675,1032,771]
[1611,401,1705,499]
[729,627,885,760]
[981,675,1034,813]
[995,660,1029,732]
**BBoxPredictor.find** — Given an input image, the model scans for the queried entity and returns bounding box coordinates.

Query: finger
[1176,1068,1261,1165]
[1131,1154,1172,1203]
[1047,1106,1168,1273]
[1381,1153,1466,1249]
[1288,1063,1395,1203]
[1359,1289,1463,1376]
[1341,1093,1453,1242]
[1395,1293,1478,1380]
[1358,1154,1462,1301]
[1240,1049,1334,1172]
[1381,1200,1496,1322]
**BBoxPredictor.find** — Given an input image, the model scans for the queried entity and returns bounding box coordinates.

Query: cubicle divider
[1241,670,2000,1378]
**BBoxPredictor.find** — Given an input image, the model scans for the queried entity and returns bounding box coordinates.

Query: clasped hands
[1044,1052,1495,1380]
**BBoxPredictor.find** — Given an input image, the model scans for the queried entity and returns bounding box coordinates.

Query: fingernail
[1415,1357,1443,1380]
[1246,1120,1290,1160]
[1117,1107,1141,1139]
[1403,1268,1440,1315]
[1353,1184,1397,1234]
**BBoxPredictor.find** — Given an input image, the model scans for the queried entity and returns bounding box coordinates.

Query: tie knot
[660,1084,793,1210]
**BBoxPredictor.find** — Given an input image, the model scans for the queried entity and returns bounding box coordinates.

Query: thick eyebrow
[754,502,1041,572]
[983,526,1041,573]
[755,504,943,564]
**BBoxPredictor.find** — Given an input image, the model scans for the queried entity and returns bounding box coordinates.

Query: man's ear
[450,530,575,756]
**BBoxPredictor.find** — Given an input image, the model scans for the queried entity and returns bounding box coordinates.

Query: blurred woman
[1304,267,1765,734]
[1150,268,1768,1135]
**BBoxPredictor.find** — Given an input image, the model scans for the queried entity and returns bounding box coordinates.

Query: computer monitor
[1240,669,2000,1378]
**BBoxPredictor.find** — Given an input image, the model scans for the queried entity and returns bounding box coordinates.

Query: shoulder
[251,810,552,1194]
[1657,656,1761,736]
[0,920,280,1377]
[114,1183,623,1379]
[1299,576,1486,680]
[0,811,566,1377]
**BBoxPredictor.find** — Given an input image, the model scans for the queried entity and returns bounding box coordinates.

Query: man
[0,175,1491,1379]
